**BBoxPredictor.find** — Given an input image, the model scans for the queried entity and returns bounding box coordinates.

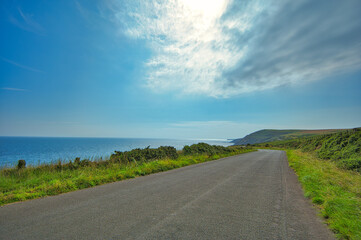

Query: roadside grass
[286,149,361,240]
[0,148,254,206]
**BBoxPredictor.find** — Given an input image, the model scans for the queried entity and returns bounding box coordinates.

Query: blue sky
[1,0,360,139]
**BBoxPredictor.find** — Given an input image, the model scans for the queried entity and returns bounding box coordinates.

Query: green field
[0,143,254,206]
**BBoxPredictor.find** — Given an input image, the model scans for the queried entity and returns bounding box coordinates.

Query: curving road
[0,150,334,240]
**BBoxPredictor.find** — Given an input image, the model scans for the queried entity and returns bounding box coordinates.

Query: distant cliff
[232,129,344,145]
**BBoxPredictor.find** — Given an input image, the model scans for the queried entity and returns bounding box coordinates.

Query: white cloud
[108,0,257,97]
[1,87,28,92]
[9,8,45,35]
[1,57,45,73]
[109,0,361,97]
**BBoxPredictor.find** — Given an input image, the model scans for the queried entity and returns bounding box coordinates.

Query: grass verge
[0,148,254,206]
[286,149,361,239]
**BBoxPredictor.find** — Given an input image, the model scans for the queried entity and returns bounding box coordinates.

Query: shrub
[337,158,361,172]
[110,146,178,165]
[56,160,62,171]
[17,160,26,169]
[74,157,81,166]
[183,143,233,156]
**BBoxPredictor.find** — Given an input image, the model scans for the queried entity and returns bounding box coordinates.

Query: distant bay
[0,137,232,167]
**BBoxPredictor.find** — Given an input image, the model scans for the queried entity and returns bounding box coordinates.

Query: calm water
[0,137,232,167]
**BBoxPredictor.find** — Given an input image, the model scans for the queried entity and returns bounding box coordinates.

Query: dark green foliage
[59,158,93,171]
[17,160,26,169]
[261,128,361,172]
[56,160,62,171]
[232,129,343,145]
[110,146,178,165]
[74,157,81,166]
[336,158,361,172]
[233,129,303,145]
[183,143,234,155]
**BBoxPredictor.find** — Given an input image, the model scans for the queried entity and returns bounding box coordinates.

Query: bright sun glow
[181,0,228,18]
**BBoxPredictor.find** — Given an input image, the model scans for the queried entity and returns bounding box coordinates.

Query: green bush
[110,146,178,164]
[336,158,361,172]
[17,160,26,169]
[183,143,234,155]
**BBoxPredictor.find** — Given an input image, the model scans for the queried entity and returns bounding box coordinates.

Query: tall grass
[0,144,254,206]
[256,129,361,238]
[286,150,361,239]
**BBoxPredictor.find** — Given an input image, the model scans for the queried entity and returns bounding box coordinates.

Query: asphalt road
[0,150,335,240]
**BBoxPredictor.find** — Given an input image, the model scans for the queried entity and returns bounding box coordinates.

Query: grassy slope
[232,129,344,145]
[257,129,361,239]
[0,146,254,206]
[286,150,361,239]
[260,128,361,172]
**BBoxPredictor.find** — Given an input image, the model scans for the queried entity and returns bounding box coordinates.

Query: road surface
[0,150,334,239]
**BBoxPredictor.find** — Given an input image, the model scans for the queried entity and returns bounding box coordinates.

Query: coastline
[0,137,232,168]
[0,144,253,206]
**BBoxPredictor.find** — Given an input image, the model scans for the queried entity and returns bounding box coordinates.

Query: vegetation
[232,128,344,145]
[286,150,361,239]
[183,142,234,155]
[110,146,179,164]
[17,160,26,169]
[254,128,361,239]
[258,128,361,172]
[0,143,254,206]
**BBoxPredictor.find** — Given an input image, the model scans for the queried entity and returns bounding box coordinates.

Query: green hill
[232,129,344,145]
[259,128,361,172]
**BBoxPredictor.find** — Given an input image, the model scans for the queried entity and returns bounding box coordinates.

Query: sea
[0,137,233,167]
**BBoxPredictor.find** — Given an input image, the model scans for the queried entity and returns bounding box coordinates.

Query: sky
[0,0,360,139]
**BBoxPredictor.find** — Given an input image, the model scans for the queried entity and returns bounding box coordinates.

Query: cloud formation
[1,57,45,73]
[1,87,28,92]
[110,0,361,97]
[9,8,45,35]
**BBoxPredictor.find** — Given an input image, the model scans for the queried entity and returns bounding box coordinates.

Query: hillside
[232,129,344,145]
[259,128,361,172]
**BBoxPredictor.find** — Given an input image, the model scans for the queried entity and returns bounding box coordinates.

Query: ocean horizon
[0,136,232,167]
